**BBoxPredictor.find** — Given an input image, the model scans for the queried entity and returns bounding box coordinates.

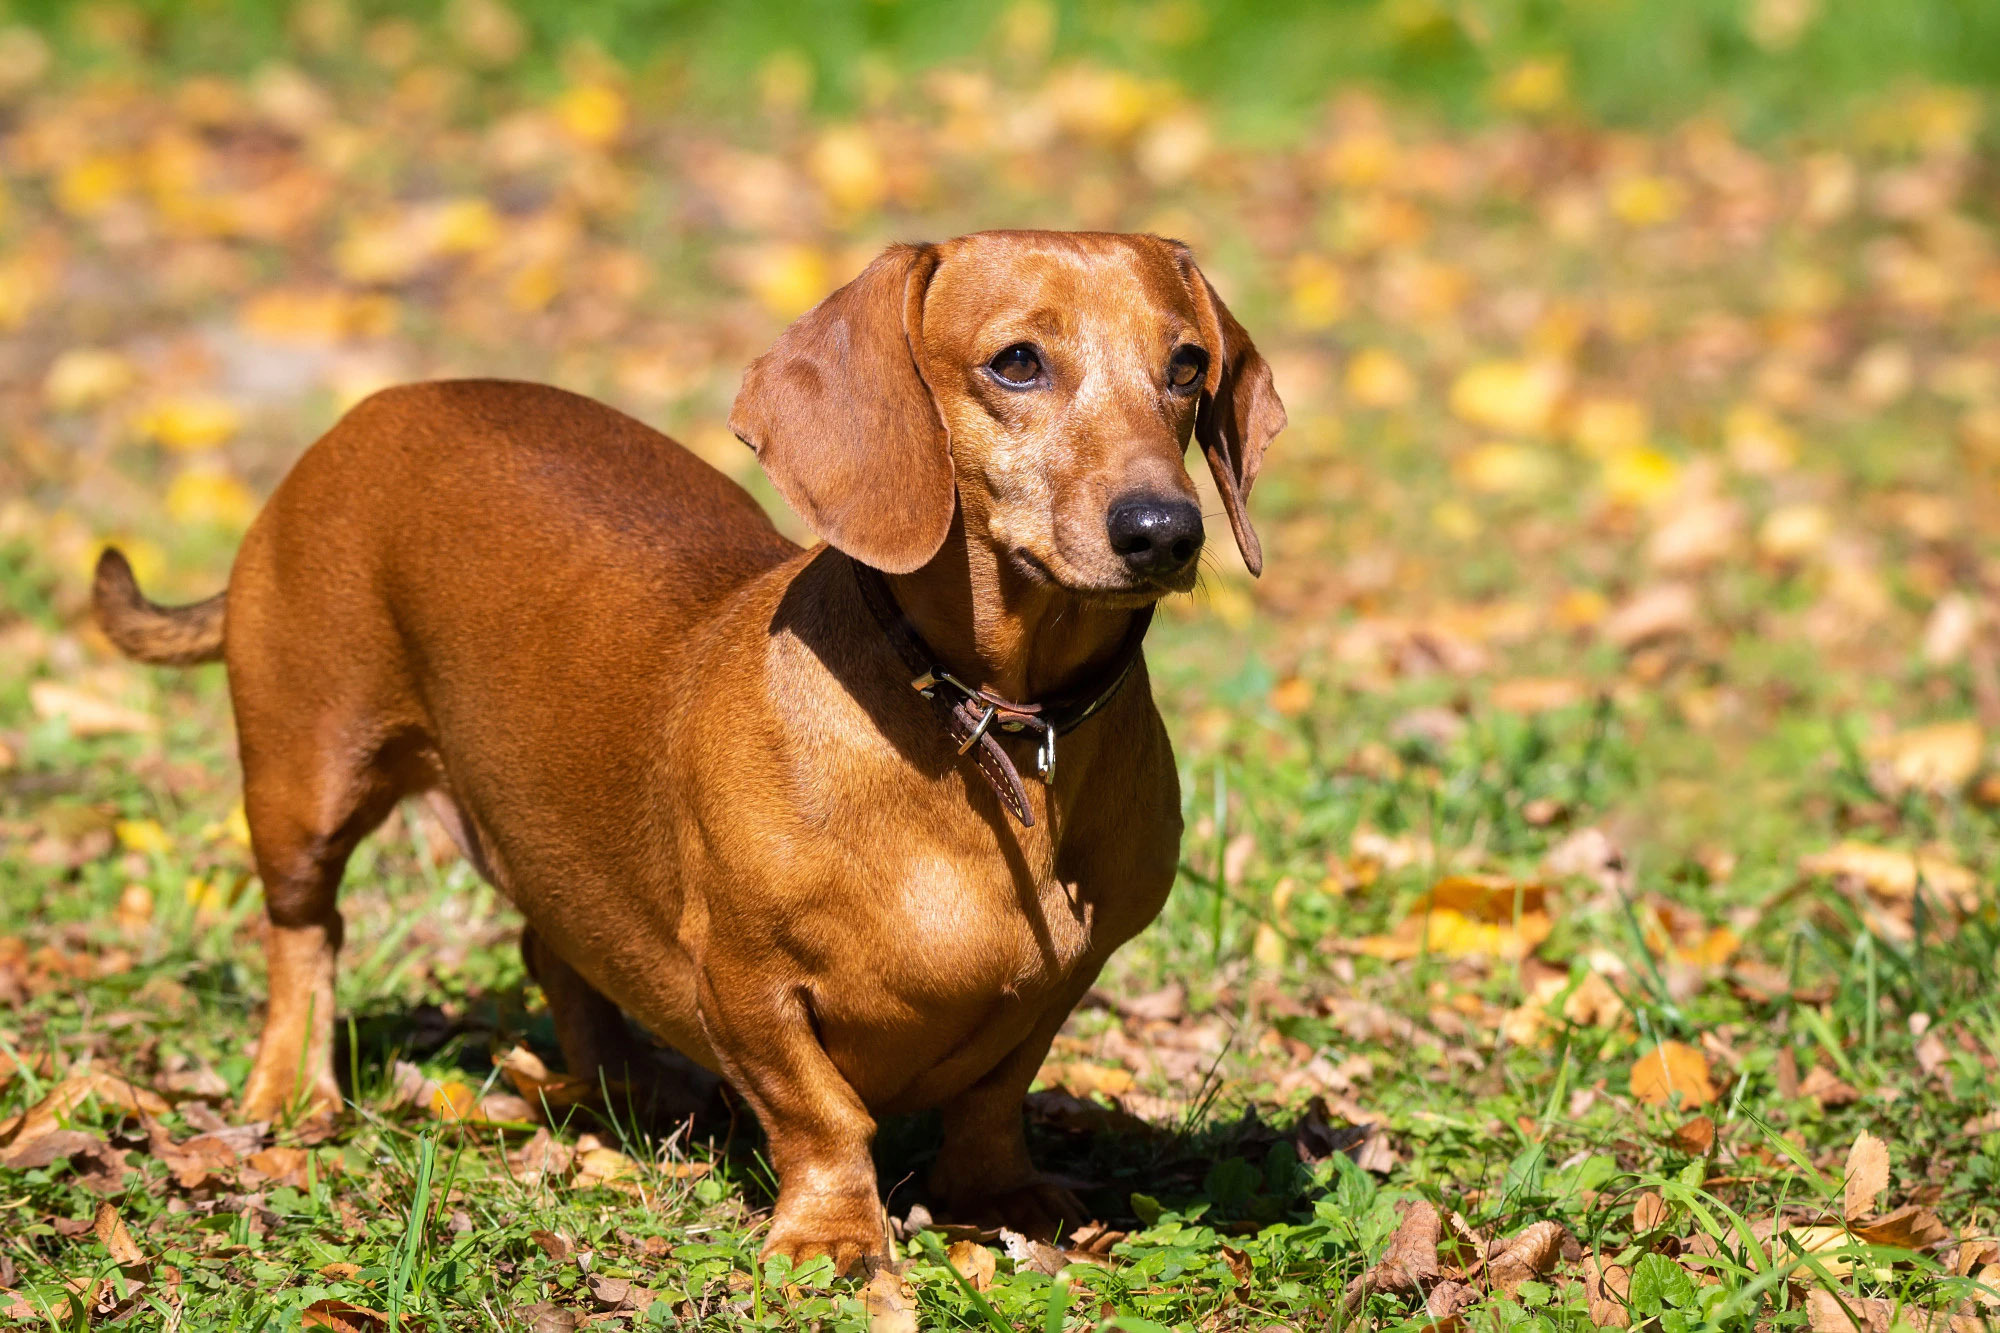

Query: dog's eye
[1168,345,1208,390]
[989,344,1043,386]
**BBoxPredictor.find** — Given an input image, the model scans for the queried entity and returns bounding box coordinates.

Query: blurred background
[5,0,1999,886]
[4,0,2000,1323]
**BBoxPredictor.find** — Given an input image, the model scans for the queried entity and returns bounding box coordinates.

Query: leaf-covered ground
[2,3,1999,1330]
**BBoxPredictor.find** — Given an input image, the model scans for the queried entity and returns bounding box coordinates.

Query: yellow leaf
[114,818,171,855]
[427,1080,481,1122]
[1345,347,1416,409]
[740,243,828,320]
[55,154,132,217]
[1449,360,1567,435]
[165,467,258,530]
[1285,254,1347,330]
[1609,175,1685,227]
[44,348,136,412]
[133,397,242,452]
[1629,1040,1717,1108]
[807,125,886,215]
[1457,441,1558,496]
[1723,404,1799,475]
[1757,503,1830,562]
[554,83,626,146]
[1569,396,1649,457]
[1493,56,1567,113]
[1600,446,1679,508]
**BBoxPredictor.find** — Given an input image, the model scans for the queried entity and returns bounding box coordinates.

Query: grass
[4,0,2000,1327]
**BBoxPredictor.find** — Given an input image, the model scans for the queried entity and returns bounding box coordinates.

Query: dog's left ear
[1176,250,1287,577]
[730,243,954,575]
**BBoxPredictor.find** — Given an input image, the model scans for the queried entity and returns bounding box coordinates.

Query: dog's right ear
[729,243,953,575]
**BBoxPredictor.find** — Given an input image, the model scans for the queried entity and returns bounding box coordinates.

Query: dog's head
[729,231,1285,598]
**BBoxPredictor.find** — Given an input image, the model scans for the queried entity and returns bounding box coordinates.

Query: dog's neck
[883,515,1148,704]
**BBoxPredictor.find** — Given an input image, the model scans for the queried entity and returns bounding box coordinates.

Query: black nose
[1107,496,1204,575]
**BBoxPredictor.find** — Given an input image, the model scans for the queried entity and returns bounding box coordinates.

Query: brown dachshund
[92,229,1284,1270]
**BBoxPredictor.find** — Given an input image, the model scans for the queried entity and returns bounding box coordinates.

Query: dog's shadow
[331,993,1344,1233]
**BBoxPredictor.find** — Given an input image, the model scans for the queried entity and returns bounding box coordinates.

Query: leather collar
[852,560,1153,828]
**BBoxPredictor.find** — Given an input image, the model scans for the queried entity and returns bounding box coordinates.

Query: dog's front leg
[699,978,887,1274]
[928,973,1098,1238]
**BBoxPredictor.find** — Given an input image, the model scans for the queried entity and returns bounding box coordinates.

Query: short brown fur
[94,230,1283,1271]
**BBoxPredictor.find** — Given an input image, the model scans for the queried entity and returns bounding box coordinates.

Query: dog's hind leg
[235,732,406,1124]
[520,926,650,1091]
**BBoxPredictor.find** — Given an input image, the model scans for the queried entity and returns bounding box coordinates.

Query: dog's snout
[1106,496,1204,576]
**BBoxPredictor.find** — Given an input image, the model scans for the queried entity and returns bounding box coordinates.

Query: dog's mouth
[1008,545,1193,604]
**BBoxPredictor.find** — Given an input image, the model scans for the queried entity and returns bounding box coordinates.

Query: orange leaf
[1629,1040,1717,1108]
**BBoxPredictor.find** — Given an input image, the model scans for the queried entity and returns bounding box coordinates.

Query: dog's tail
[91,547,226,666]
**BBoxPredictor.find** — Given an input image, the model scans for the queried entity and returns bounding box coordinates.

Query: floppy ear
[1182,257,1287,577]
[729,243,953,574]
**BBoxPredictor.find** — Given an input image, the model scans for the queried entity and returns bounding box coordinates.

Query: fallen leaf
[1799,843,1980,910]
[1040,1061,1134,1098]
[1672,1114,1717,1156]
[586,1274,655,1314]
[1800,1064,1861,1108]
[1866,721,1983,796]
[1844,1131,1890,1221]
[1633,1193,1669,1230]
[946,1238,997,1291]
[512,1303,579,1333]
[1603,582,1699,650]
[1346,1199,1440,1300]
[301,1298,392,1333]
[28,682,158,737]
[1629,1041,1717,1108]
[1585,1258,1631,1328]
[999,1228,1070,1277]
[1849,1204,1951,1250]
[863,1265,918,1333]
[92,1201,144,1268]
[1486,1220,1574,1296]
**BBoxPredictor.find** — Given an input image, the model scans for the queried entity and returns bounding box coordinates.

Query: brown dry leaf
[512,1304,579,1333]
[28,682,158,737]
[863,1265,918,1333]
[1844,1131,1890,1221]
[1000,1228,1071,1276]
[301,1298,392,1333]
[1672,1114,1717,1156]
[507,1127,574,1183]
[1040,1061,1135,1098]
[1802,1289,1973,1333]
[92,1201,145,1268]
[1562,971,1628,1028]
[571,1140,641,1192]
[0,1068,171,1148]
[1633,1192,1669,1230]
[1629,1040,1718,1108]
[1585,1258,1631,1328]
[1799,843,1980,910]
[1346,1199,1441,1301]
[246,1145,310,1188]
[1486,1220,1574,1296]
[1850,1204,1951,1250]
[496,1045,594,1111]
[529,1228,573,1263]
[586,1274,655,1314]
[1866,721,1983,796]
[1800,1065,1861,1108]
[1425,1279,1479,1332]
[947,1239,998,1291]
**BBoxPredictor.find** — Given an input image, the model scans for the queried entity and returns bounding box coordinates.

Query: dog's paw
[762,1195,890,1277]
